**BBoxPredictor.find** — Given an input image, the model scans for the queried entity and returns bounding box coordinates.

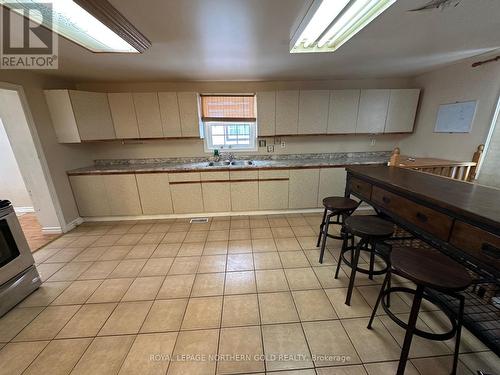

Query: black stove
[0,200,12,209]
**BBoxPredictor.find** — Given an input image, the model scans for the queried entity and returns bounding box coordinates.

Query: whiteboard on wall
[434,100,477,133]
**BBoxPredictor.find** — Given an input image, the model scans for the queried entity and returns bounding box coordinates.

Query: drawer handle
[481,243,500,259]
[415,212,428,223]
[382,196,391,204]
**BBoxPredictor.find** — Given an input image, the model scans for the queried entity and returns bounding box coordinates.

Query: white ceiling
[40,0,500,81]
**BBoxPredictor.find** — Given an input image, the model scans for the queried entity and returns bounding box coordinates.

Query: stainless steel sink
[207,161,231,166]
[231,160,253,166]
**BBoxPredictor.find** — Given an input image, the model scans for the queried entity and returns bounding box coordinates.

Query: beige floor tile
[109,259,147,278]
[357,285,410,315]
[191,273,225,297]
[210,221,231,230]
[255,269,289,292]
[98,301,152,335]
[139,257,174,276]
[229,229,251,241]
[272,227,295,238]
[251,227,273,239]
[178,242,205,256]
[203,241,229,255]
[305,249,337,267]
[72,335,135,375]
[47,262,93,282]
[316,365,367,374]
[35,262,64,282]
[129,223,153,234]
[280,251,310,268]
[297,236,318,250]
[252,238,277,252]
[198,255,227,273]
[122,276,164,301]
[303,320,361,367]
[222,294,260,327]
[227,253,254,271]
[231,219,250,229]
[52,280,102,305]
[411,355,473,375]
[325,288,373,318]
[98,245,133,261]
[364,361,420,375]
[168,329,219,375]
[33,247,60,264]
[184,230,209,243]
[162,231,187,243]
[141,299,188,333]
[218,326,264,374]
[57,303,116,338]
[341,317,401,362]
[157,274,195,299]
[0,341,49,375]
[115,233,144,246]
[152,243,181,258]
[269,217,290,227]
[224,271,256,294]
[227,239,252,254]
[68,235,101,248]
[92,234,122,247]
[259,292,299,324]
[287,217,309,226]
[253,252,282,270]
[262,323,313,371]
[460,351,500,374]
[119,332,178,375]
[207,230,230,242]
[249,218,270,228]
[169,223,190,232]
[181,296,222,330]
[148,223,171,233]
[168,256,200,275]
[292,226,316,237]
[125,244,157,259]
[285,268,321,290]
[13,305,80,341]
[73,246,109,262]
[45,247,85,263]
[87,278,134,303]
[138,232,165,245]
[78,261,119,280]
[23,338,92,375]
[275,237,302,251]
[0,307,44,342]
[292,290,338,321]
[106,224,134,235]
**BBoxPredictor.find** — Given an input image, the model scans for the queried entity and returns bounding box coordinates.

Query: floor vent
[190,218,209,224]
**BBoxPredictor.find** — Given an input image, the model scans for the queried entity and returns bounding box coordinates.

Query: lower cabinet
[70,175,111,217]
[318,168,347,207]
[136,173,173,214]
[202,182,231,212]
[170,183,204,214]
[258,169,289,210]
[289,169,320,208]
[102,175,142,216]
[231,181,259,211]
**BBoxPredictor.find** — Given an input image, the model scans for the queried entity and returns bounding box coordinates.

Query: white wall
[0,119,32,208]
[478,95,500,188]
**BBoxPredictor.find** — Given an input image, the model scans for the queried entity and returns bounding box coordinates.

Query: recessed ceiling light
[0,0,151,53]
[291,0,396,53]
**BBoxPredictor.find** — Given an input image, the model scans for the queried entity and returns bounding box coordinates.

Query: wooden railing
[388,145,484,182]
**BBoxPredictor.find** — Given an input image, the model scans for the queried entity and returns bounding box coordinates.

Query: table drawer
[348,177,372,200]
[372,186,453,241]
[450,221,500,270]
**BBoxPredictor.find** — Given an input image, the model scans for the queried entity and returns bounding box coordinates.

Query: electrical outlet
[281,140,286,148]
[267,145,274,153]
[274,137,281,145]
[258,139,266,147]
[370,138,376,146]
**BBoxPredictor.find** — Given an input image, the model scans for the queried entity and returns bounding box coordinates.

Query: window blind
[201,95,256,122]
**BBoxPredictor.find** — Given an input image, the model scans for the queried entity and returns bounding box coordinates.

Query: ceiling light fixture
[291,0,396,53]
[0,0,151,53]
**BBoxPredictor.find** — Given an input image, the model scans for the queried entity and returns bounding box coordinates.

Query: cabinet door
[256,91,276,136]
[289,169,320,209]
[318,168,347,206]
[69,175,110,217]
[133,92,163,138]
[45,90,81,143]
[170,183,204,213]
[202,182,231,212]
[259,180,289,210]
[298,90,329,134]
[136,173,173,214]
[384,89,420,133]
[230,182,259,211]
[177,92,200,137]
[102,175,142,216]
[108,93,139,139]
[327,90,360,134]
[69,91,116,140]
[275,90,299,135]
[356,89,390,134]
[158,92,182,137]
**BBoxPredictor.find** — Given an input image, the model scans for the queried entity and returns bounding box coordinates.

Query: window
[201,95,257,151]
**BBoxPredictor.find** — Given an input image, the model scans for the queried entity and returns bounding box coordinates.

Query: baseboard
[14,206,35,213]
[61,217,84,233]
[41,226,62,234]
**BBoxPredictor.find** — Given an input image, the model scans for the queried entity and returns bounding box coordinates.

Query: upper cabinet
[256,91,276,136]
[327,90,360,134]
[133,92,163,138]
[158,92,182,137]
[45,90,81,143]
[298,90,330,134]
[177,92,200,137]
[108,93,139,139]
[276,90,299,135]
[384,89,420,133]
[356,89,391,134]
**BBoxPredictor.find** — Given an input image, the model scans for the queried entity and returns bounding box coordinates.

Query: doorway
[477,94,500,188]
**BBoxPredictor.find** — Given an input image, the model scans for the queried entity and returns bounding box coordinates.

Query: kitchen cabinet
[275,90,299,135]
[201,171,231,212]
[69,175,110,217]
[169,172,203,213]
[45,90,81,143]
[158,92,182,137]
[318,168,347,206]
[136,173,173,214]
[108,93,139,139]
[229,170,259,211]
[256,91,276,136]
[258,170,289,210]
[289,169,320,209]
[102,174,142,216]
[356,89,390,134]
[133,92,163,138]
[327,90,360,134]
[384,89,420,133]
[177,92,200,137]
[298,90,330,134]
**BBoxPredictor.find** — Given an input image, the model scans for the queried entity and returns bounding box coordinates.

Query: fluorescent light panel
[291,0,396,53]
[0,0,148,53]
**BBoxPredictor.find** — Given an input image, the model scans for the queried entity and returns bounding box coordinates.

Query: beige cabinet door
[202,182,231,212]
[177,92,200,137]
[288,169,320,208]
[69,175,110,217]
[170,183,204,213]
[384,89,420,133]
[356,89,390,134]
[256,91,276,136]
[259,180,289,210]
[69,90,116,141]
[327,90,360,134]
[275,90,299,135]
[230,182,258,211]
[44,90,81,143]
[136,173,173,214]
[158,92,182,137]
[298,90,330,134]
[133,92,163,138]
[102,174,142,216]
[318,168,347,207]
[108,93,139,139]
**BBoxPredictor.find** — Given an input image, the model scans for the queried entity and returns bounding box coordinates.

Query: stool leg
[316,208,327,248]
[368,241,376,280]
[451,295,465,375]
[367,271,390,329]
[319,213,332,264]
[334,225,347,279]
[397,285,424,375]
[345,238,364,305]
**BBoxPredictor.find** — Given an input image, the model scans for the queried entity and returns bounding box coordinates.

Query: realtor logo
[1,2,58,69]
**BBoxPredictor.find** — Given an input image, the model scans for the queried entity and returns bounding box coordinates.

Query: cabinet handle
[382,196,391,204]
[481,243,500,259]
[416,212,428,223]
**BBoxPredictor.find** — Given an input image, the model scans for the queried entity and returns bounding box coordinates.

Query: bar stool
[335,215,394,305]
[316,197,359,264]
[367,246,472,375]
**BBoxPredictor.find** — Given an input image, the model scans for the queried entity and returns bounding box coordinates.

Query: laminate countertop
[67,151,391,175]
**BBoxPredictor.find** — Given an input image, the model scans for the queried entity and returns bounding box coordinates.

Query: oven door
[0,211,34,285]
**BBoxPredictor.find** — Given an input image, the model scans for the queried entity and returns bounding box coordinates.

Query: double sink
[207,160,254,167]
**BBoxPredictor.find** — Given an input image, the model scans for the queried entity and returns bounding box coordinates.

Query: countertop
[67,151,391,175]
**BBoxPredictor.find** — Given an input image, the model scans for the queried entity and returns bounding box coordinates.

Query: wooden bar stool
[316,197,359,264]
[367,246,472,375]
[335,215,394,305]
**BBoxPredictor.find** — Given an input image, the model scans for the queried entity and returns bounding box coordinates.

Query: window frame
[203,121,258,152]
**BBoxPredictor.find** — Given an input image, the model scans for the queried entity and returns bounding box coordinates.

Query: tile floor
[17,213,60,252]
[0,213,498,375]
